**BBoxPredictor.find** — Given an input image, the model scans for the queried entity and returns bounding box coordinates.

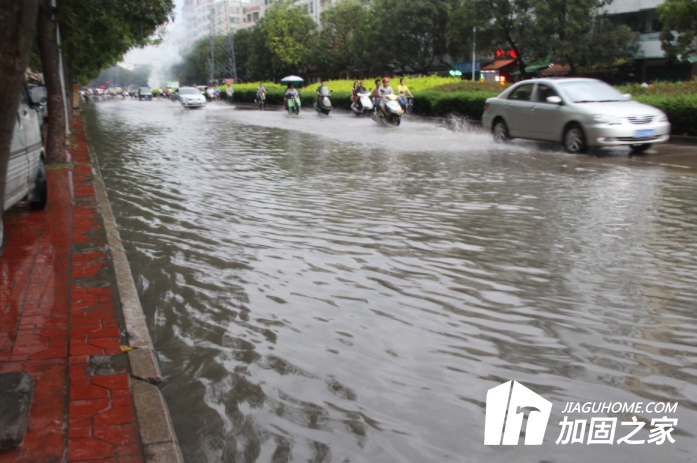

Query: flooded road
[83,98,697,463]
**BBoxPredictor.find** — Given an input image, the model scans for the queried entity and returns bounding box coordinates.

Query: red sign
[495,49,518,59]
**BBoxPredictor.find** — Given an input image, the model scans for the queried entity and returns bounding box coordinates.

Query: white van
[1,86,48,254]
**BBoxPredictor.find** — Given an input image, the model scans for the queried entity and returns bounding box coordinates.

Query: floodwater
[83,98,697,463]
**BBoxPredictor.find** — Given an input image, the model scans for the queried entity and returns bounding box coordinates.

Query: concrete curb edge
[85,126,183,463]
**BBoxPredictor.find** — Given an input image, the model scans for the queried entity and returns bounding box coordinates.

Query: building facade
[181,0,251,49]
[605,0,696,81]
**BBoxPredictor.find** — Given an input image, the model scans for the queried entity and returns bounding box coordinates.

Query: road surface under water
[83,98,697,463]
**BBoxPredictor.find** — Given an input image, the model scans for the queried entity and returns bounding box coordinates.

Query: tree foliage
[448,0,635,77]
[89,64,153,88]
[313,0,371,77]
[658,0,697,60]
[370,0,456,74]
[57,0,175,81]
[261,2,316,75]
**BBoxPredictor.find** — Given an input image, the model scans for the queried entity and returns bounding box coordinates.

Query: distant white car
[481,78,671,153]
[178,87,206,108]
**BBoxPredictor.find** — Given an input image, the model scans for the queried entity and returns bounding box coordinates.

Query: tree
[58,0,175,81]
[370,0,456,74]
[37,0,67,162]
[448,0,536,79]
[0,0,40,234]
[260,2,316,77]
[658,0,697,60]
[448,0,634,78]
[532,0,635,76]
[313,0,371,77]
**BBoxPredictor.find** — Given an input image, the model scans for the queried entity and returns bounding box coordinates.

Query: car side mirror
[546,96,562,105]
[623,93,632,101]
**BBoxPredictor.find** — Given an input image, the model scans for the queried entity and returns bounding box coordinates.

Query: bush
[220,78,697,135]
[633,94,697,136]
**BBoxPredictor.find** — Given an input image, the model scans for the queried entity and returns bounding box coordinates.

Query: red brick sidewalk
[0,115,144,462]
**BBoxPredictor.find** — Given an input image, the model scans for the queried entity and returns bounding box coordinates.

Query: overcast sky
[121,0,185,65]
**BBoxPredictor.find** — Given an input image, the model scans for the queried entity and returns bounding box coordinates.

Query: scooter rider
[379,77,394,117]
[372,78,382,110]
[284,83,299,109]
[316,80,329,105]
[257,82,267,103]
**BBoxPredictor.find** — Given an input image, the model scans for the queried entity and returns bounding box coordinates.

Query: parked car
[177,87,206,108]
[482,78,671,153]
[1,86,48,254]
[138,87,152,100]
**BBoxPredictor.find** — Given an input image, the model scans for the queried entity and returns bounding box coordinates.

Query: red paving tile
[0,115,145,462]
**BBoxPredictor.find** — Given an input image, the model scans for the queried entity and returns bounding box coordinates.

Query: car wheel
[30,158,48,210]
[564,124,587,153]
[630,143,652,154]
[493,120,509,143]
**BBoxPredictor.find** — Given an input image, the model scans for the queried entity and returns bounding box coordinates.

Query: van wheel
[564,124,587,153]
[493,120,509,143]
[30,159,48,210]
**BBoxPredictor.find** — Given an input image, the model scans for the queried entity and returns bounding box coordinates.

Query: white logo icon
[484,381,553,445]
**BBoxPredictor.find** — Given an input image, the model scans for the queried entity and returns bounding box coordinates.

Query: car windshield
[140,88,150,92]
[179,88,198,95]
[557,81,625,103]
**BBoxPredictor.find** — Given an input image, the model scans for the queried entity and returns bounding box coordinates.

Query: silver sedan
[481,78,670,153]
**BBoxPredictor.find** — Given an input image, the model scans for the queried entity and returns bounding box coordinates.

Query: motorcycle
[286,93,301,115]
[371,94,404,126]
[351,90,374,116]
[255,91,266,109]
[314,87,332,116]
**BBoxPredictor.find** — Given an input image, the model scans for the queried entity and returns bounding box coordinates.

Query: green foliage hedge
[222,78,697,136]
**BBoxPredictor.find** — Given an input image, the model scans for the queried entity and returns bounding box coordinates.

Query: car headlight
[658,113,669,122]
[592,114,623,125]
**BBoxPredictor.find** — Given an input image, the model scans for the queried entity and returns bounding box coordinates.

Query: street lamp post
[472,25,476,81]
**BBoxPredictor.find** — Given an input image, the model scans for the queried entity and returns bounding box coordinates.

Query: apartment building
[181,0,251,48]
[606,0,696,81]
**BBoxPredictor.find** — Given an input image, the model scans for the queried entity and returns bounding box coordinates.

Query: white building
[181,0,251,48]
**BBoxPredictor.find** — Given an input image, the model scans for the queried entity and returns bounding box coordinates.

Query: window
[534,84,559,103]
[508,84,534,101]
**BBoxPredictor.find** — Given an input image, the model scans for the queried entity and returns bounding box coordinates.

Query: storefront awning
[510,57,552,75]
[481,59,515,71]
[539,64,571,76]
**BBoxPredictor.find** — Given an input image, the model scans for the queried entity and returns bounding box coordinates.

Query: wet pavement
[0,116,145,463]
[84,98,697,463]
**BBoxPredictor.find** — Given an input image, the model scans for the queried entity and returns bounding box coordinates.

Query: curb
[87,127,184,463]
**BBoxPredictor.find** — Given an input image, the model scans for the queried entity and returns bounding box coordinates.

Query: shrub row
[633,94,697,136]
[222,79,697,136]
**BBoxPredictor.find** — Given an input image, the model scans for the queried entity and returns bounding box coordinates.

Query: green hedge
[633,94,697,136]
[225,81,697,136]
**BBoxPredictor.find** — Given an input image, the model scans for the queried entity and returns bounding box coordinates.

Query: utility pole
[209,1,238,84]
[472,25,476,81]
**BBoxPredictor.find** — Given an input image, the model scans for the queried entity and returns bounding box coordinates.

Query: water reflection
[85,100,697,462]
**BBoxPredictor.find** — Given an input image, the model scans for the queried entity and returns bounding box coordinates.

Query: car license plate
[635,129,654,138]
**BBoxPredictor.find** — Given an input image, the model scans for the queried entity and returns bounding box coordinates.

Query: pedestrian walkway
[0,115,147,462]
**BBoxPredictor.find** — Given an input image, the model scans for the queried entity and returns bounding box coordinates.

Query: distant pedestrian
[226,84,234,103]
